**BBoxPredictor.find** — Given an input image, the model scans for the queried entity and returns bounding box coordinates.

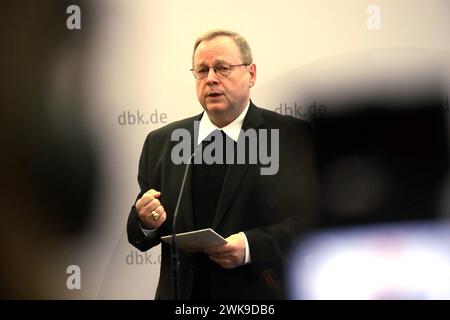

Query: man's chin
[204,102,229,114]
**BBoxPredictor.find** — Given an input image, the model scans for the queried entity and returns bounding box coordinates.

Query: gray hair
[192,29,253,65]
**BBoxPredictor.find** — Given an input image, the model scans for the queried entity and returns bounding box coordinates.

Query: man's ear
[248,63,256,87]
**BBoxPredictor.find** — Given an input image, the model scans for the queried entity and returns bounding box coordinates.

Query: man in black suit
[127,30,317,299]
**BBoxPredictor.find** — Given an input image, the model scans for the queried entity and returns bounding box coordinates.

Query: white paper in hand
[161,228,227,252]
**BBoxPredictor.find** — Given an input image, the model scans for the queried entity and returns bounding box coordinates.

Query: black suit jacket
[127,102,317,299]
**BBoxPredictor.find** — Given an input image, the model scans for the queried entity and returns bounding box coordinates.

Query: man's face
[193,36,256,127]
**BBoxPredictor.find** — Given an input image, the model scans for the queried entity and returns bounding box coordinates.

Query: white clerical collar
[197,101,250,144]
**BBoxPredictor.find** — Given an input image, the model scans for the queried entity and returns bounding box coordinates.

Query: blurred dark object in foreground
[310,94,449,228]
[0,0,97,298]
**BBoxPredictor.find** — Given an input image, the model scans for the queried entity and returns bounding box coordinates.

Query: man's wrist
[240,232,251,264]
[139,220,157,237]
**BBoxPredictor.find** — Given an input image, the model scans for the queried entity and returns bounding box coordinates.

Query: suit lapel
[179,167,194,232]
[212,102,264,229]
[169,114,202,233]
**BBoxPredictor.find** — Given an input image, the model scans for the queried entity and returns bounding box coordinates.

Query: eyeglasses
[190,63,249,80]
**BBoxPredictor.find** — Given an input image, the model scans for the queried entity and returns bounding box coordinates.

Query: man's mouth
[206,92,223,98]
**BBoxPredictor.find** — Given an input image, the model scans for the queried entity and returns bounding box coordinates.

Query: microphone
[171,143,202,300]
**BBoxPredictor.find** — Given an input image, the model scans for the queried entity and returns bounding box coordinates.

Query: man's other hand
[204,233,246,269]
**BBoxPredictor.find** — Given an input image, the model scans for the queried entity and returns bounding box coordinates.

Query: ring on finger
[151,210,160,221]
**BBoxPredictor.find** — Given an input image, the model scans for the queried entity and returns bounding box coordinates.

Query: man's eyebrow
[194,59,229,67]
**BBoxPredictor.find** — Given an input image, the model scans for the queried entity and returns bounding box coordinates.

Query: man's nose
[205,67,219,84]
